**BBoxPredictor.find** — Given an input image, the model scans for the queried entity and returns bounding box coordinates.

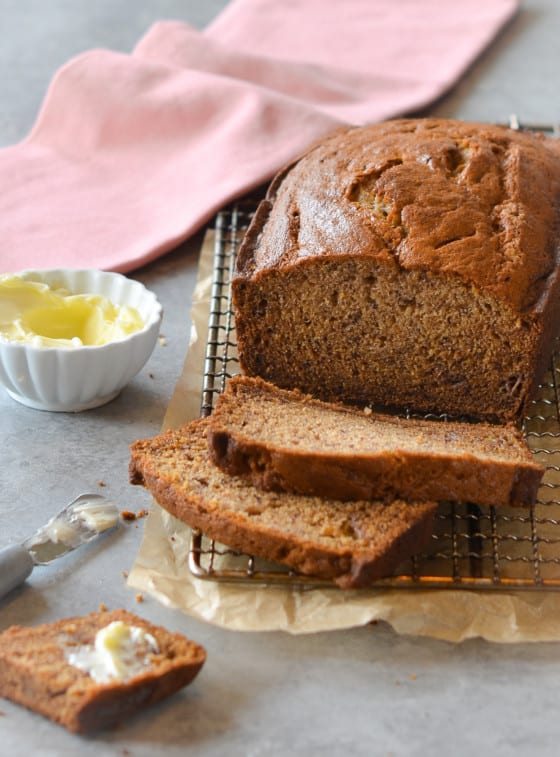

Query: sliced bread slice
[0,609,206,733]
[129,417,437,589]
[208,376,543,507]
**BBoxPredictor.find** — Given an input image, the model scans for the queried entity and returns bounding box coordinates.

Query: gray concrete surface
[1,1,560,755]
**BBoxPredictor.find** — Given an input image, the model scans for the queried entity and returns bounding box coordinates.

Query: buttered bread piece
[0,609,206,733]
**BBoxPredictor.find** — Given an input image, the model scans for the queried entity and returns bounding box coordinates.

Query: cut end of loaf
[234,258,538,422]
[233,118,560,422]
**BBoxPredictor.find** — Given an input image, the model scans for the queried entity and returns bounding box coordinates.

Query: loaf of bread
[0,609,206,733]
[208,376,543,507]
[129,418,437,589]
[233,118,560,422]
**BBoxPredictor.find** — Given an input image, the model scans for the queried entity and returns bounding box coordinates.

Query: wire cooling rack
[189,119,560,591]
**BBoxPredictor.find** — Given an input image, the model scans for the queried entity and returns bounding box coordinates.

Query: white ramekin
[0,269,163,412]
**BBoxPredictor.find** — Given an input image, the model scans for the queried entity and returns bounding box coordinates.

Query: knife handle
[0,545,34,599]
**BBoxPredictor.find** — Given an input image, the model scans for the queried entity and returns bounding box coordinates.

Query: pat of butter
[0,274,144,348]
[66,621,159,683]
[71,499,120,534]
[39,499,119,548]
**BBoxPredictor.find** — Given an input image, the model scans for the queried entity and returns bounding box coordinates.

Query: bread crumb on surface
[158,335,168,346]
[121,509,149,522]
[135,594,144,603]
[122,570,128,579]
[409,673,417,681]
[99,603,108,612]
[120,510,137,521]
[97,481,106,487]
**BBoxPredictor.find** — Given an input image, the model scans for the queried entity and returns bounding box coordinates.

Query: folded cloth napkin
[0,0,518,274]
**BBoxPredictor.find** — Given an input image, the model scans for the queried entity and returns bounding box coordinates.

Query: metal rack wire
[189,119,560,591]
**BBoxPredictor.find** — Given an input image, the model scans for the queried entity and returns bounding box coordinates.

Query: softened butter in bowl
[0,269,162,412]
[0,275,145,347]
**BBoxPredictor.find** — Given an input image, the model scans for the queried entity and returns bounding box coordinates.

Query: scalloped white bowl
[0,269,163,412]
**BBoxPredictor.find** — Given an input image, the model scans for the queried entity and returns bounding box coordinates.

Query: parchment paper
[128,232,560,642]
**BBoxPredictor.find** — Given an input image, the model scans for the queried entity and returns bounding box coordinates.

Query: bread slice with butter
[0,609,206,733]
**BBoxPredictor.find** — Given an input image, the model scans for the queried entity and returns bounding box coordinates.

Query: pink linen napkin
[0,0,518,274]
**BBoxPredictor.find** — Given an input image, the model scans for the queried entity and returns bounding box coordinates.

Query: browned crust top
[236,118,560,313]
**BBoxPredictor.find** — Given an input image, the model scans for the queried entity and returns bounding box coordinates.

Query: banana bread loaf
[0,609,206,733]
[208,376,543,506]
[129,417,437,589]
[233,118,560,422]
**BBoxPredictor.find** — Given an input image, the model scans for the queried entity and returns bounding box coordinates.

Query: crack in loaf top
[238,119,560,313]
